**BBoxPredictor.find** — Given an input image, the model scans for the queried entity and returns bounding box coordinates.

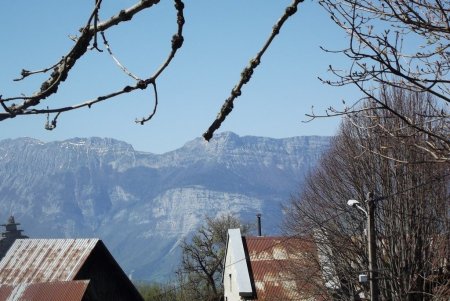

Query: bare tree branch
[202,0,304,141]
[314,0,450,162]
[0,0,184,129]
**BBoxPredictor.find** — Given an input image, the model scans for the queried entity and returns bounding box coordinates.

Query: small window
[229,273,232,292]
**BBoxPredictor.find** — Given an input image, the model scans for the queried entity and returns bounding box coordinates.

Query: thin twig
[100,31,140,81]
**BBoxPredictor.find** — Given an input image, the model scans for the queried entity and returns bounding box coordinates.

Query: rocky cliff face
[0,132,330,280]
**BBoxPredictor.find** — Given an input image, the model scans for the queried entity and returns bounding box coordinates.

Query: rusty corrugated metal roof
[0,285,13,301]
[0,239,99,285]
[0,280,89,301]
[244,236,327,301]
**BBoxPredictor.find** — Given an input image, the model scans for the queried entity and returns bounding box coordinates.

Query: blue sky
[0,0,360,153]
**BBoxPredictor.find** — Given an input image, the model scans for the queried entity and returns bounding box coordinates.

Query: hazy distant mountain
[0,132,330,281]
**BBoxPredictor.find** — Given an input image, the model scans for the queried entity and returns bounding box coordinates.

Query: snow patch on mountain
[0,133,330,281]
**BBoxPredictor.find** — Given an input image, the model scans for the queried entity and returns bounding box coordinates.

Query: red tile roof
[244,236,329,301]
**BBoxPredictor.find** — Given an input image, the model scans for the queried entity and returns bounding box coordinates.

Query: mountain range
[0,132,330,281]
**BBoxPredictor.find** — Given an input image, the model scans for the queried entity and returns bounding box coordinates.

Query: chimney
[257,214,262,236]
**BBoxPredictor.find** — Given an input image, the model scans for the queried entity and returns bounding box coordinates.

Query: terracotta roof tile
[244,236,328,301]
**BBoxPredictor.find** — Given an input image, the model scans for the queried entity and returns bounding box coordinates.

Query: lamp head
[347,199,360,208]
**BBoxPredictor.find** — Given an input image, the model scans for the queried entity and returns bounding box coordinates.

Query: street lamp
[347,192,379,301]
[347,199,368,216]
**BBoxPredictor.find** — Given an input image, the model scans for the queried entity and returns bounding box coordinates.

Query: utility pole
[367,192,379,300]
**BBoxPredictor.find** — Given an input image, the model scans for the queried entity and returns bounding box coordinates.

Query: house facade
[223,228,254,301]
[223,229,330,301]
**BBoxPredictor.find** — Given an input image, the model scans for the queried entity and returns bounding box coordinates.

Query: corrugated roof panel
[0,280,89,301]
[0,239,99,285]
[20,280,90,301]
[0,285,14,301]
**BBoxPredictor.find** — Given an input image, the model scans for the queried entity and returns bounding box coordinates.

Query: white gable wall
[223,229,253,301]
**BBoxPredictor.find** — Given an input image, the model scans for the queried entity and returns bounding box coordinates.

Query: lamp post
[348,192,379,301]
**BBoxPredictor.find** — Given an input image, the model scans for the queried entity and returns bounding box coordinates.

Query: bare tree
[177,214,250,301]
[311,0,450,161]
[353,86,448,163]
[284,89,449,300]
